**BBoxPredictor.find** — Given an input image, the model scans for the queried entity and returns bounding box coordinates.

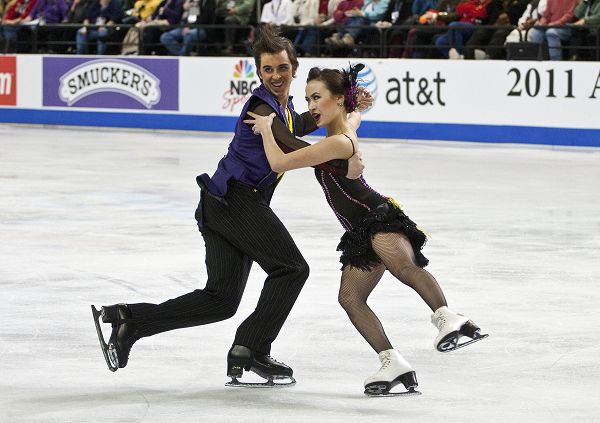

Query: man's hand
[355,86,374,112]
[347,150,364,179]
[244,111,275,135]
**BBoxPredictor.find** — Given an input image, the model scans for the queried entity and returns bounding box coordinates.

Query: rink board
[1,55,599,145]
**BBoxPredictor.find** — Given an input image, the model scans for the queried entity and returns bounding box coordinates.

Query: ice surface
[1,125,599,422]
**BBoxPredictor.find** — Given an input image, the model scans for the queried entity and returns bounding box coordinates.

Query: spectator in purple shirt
[24,0,68,23]
[21,0,69,52]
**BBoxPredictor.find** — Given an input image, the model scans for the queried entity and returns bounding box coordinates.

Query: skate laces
[267,355,284,365]
[432,312,447,330]
[379,351,392,369]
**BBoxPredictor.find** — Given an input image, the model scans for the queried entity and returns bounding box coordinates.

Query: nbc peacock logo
[223,59,259,112]
[233,60,255,79]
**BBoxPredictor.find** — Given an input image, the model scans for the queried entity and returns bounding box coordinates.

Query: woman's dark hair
[306,63,364,112]
[252,24,299,78]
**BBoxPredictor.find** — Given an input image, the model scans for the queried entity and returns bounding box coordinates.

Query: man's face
[258,50,294,103]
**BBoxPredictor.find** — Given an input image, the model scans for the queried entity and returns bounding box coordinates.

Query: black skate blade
[440,333,489,353]
[452,333,489,351]
[91,305,118,372]
[437,331,460,352]
[225,376,296,388]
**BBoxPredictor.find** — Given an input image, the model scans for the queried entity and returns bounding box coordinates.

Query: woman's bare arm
[245,112,354,173]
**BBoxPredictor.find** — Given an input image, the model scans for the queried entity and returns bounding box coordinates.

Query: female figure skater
[244,64,487,396]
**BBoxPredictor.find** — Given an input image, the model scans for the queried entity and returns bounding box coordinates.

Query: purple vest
[197,84,296,198]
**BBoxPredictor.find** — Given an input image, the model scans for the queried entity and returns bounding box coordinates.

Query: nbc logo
[223,59,259,112]
[230,60,258,96]
[233,60,255,79]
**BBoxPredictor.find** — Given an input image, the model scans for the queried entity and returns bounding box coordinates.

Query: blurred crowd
[1,0,599,60]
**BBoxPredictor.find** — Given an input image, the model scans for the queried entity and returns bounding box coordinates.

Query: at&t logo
[354,63,377,113]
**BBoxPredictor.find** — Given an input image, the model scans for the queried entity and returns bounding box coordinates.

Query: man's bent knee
[217,297,240,319]
[296,259,310,282]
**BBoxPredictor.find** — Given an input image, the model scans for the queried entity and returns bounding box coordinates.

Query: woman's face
[305,80,343,127]
[258,51,295,104]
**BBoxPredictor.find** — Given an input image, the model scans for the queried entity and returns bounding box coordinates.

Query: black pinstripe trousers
[128,181,309,354]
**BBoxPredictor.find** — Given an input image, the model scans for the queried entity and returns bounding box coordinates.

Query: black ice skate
[364,349,422,397]
[225,345,296,388]
[431,307,488,353]
[438,320,489,352]
[91,304,139,372]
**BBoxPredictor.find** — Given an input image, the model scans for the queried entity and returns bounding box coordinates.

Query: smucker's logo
[223,59,259,112]
[59,59,161,108]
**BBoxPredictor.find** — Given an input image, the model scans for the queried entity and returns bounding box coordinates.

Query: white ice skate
[431,306,488,352]
[364,349,421,397]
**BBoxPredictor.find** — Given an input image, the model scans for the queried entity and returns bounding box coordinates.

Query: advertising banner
[179,57,600,131]
[1,55,598,145]
[290,58,600,130]
[42,57,179,110]
[0,56,17,106]
[179,57,260,116]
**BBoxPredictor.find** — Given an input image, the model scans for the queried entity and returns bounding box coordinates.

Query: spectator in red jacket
[1,0,38,52]
[433,0,490,58]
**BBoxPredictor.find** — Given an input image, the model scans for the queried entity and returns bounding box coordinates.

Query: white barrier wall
[1,55,599,145]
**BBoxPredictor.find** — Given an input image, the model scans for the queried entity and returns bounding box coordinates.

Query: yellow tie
[276,107,294,181]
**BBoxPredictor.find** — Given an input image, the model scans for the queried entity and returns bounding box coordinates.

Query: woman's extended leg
[371,232,447,311]
[372,231,487,351]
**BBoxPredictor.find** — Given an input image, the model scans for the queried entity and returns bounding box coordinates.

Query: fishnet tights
[338,232,447,353]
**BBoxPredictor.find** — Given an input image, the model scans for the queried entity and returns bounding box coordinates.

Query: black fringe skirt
[337,201,429,271]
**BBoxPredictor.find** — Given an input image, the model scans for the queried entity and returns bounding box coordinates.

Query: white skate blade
[225,375,296,388]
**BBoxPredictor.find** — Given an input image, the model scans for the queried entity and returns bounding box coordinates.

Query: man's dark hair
[252,24,299,79]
